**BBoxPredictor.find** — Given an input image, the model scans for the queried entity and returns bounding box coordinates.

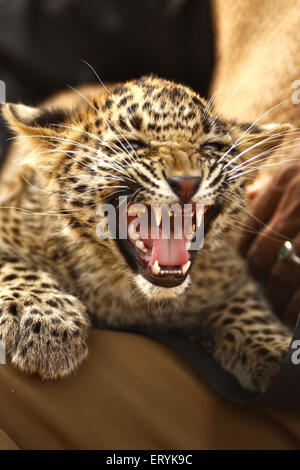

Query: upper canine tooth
[136,240,147,253]
[186,241,191,250]
[128,222,140,240]
[152,260,160,275]
[196,206,204,227]
[182,260,191,275]
[153,205,162,227]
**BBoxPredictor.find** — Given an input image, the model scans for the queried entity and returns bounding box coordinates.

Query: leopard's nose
[167,176,201,203]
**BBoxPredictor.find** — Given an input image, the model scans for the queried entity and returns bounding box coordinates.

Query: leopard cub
[0,76,293,391]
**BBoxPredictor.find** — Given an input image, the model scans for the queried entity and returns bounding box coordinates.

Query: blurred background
[0,0,214,166]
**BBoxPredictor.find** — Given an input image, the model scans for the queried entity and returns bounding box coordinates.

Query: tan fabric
[0,329,299,450]
[211,0,300,127]
[0,429,19,450]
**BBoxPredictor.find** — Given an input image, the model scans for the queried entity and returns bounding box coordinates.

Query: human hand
[239,159,300,327]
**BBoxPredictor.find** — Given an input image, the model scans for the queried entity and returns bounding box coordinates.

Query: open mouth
[116,203,219,288]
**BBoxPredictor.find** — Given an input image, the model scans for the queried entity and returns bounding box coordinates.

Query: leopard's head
[2,76,292,300]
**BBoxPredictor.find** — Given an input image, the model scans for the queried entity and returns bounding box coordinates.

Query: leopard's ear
[1,103,67,143]
[230,121,294,162]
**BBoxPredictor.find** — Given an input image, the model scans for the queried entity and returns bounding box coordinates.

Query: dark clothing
[0,0,214,165]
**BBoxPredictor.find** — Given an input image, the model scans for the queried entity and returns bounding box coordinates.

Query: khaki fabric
[0,329,299,450]
[0,429,19,450]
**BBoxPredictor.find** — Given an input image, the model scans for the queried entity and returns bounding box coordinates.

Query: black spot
[74,185,88,193]
[229,306,245,315]
[169,87,182,103]
[21,347,28,357]
[118,116,130,131]
[238,122,261,134]
[129,103,138,113]
[119,97,128,107]
[241,353,247,365]
[129,115,142,131]
[251,304,265,310]
[3,274,18,282]
[71,199,84,208]
[224,332,235,342]
[258,347,269,357]
[46,300,58,308]
[24,275,39,281]
[103,98,113,110]
[28,107,67,128]
[9,303,18,316]
[202,117,212,134]
[33,321,41,334]
[31,309,41,315]
[142,101,151,111]
[192,96,202,106]
[24,318,33,327]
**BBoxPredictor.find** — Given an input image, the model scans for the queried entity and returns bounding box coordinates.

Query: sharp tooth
[196,206,204,227]
[127,204,137,215]
[182,260,191,275]
[153,205,162,227]
[128,222,140,240]
[185,231,195,241]
[186,241,191,250]
[152,260,160,275]
[136,240,147,253]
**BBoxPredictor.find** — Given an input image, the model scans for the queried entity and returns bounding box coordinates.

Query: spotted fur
[0,76,293,391]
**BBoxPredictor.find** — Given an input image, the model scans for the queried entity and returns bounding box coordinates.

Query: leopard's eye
[202,142,228,152]
[115,139,145,153]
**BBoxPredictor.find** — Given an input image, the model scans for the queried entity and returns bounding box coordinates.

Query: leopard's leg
[194,279,292,393]
[0,255,90,379]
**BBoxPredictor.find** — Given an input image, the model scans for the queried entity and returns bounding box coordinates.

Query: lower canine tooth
[185,231,195,241]
[152,260,160,275]
[182,260,191,275]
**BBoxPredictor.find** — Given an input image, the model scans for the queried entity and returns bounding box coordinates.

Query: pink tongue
[151,237,189,266]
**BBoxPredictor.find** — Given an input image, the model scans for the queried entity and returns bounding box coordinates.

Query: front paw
[232,336,291,393]
[0,293,90,379]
